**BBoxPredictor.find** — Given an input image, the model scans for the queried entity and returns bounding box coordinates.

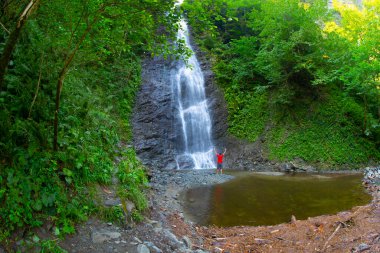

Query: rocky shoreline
[163,166,380,253]
[52,170,233,253]
[5,166,378,253]
[150,166,379,253]
[59,166,378,253]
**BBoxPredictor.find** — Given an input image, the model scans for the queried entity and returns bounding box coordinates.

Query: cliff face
[132,57,180,171]
[132,31,271,171]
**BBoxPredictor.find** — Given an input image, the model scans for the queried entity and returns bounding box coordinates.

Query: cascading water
[171,19,216,170]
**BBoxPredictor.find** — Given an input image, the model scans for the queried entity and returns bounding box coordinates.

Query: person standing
[214,147,227,174]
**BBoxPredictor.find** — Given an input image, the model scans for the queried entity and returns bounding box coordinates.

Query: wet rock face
[133,29,269,171]
[133,45,262,171]
[132,57,182,170]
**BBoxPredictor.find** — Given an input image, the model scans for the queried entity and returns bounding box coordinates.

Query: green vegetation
[0,0,183,248]
[183,0,380,167]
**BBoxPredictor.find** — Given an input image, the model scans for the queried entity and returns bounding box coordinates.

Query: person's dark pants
[217,163,223,173]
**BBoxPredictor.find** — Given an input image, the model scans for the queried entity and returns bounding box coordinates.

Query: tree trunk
[0,0,40,90]
[53,15,100,151]
[363,94,367,134]
[53,75,64,151]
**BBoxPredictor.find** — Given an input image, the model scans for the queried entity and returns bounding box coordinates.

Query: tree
[0,0,40,90]
[34,0,182,151]
[324,0,380,133]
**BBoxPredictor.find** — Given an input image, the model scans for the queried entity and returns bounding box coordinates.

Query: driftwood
[276,237,294,244]
[192,244,207,250]
[322,222,343,251]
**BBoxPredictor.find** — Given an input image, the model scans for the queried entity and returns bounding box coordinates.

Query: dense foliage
[183,0,380,166]
[0,0,182,248]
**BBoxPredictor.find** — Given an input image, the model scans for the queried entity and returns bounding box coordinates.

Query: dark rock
[182,236,192,249]
[176,155,195,170]
[132,57,180,171]
[104,199,121,207]
[163,229,183,249]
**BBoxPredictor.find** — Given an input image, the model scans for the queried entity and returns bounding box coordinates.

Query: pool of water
[181,171,371,227]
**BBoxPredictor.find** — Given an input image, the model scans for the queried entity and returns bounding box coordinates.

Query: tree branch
[28,53,44,118]
[0,21,10,34]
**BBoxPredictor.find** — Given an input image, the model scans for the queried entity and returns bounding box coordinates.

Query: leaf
[54,227,60,236]
[32,235,40,243]
[32,200,43,211]
[65,177,72,185]
[62,221,75,234]
[62,168,73,177]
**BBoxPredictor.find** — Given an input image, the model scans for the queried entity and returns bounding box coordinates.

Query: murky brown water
[182,171,371,227]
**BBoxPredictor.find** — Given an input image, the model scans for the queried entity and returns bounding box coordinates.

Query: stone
[178,248,192,253]
[153,228,163,233]
[137,244,150,253]
[134,237,143,243]
[357,243,370,252]
[91,230,121,244]
[166,162,177,170]
[176,155,195,170]
[126,200,135,212]
[143,241,155,248]
[182,236,192,249]
[105,199,121,207]
[214,247,224,253]
[150,246,163,253]
[163,229,183,248]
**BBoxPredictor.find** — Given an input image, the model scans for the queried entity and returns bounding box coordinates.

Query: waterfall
[171,19,216,170]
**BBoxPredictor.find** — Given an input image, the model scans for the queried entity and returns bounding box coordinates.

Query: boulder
[91,230,121,244]
[137,244,150,253]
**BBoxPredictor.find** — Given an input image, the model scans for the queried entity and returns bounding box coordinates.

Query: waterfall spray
[171,19,215,170]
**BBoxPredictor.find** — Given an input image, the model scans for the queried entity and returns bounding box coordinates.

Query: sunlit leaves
[325,0,379,134]
[184,0,380,163]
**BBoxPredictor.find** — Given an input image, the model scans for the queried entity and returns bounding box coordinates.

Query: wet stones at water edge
[363,166,380,185]
[363,166,380,203]
[88,224,203,253]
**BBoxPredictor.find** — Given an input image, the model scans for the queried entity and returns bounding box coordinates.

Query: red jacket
[216,153,224,164]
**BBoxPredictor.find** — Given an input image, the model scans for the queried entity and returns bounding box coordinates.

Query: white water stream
[171,19,215,169]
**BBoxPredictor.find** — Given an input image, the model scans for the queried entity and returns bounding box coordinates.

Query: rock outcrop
[132,57,181,170]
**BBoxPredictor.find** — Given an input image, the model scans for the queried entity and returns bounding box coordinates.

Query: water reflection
[182,172,371,227]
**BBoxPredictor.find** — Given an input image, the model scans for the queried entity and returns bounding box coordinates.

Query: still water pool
[182,171,371,227]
